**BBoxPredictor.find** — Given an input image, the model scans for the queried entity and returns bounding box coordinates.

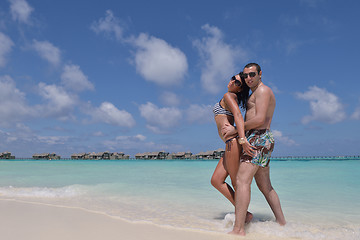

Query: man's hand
[221,123,237,140]
[241,140,256,157]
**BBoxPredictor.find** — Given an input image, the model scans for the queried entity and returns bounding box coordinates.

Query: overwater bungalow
[32,153,60,160]
[78,152,110,160]
[71,153,88,159]
[135,151,168,160]
[71,151,129,160]
[192,149,224,159]
[0,152,15,159]
[110,152,129,160]
[167,151,192,159]
[214,148,224,159]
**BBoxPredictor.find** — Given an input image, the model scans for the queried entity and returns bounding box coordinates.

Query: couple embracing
[211,63,286,236]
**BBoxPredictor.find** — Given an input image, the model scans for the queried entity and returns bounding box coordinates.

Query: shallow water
[0,159,359,239]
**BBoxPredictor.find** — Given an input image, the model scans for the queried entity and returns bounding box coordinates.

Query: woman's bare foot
[245,211,253,223]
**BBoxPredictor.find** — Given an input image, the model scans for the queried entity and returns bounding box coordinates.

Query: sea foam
[0,185,84,198]
[222,213,359,240]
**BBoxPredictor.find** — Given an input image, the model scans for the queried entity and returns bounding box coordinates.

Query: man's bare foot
[277,218,286,226]
[245,211,253,224]
[228,228,246,236]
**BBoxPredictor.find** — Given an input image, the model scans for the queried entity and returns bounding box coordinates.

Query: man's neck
[251,81,262,92]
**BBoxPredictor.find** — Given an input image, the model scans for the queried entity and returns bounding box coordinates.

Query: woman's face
[227,75,242,92]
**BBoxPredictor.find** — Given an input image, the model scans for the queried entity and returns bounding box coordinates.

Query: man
[224,63,286,236]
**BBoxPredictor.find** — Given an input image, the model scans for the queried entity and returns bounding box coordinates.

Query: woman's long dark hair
[236,73,250,111]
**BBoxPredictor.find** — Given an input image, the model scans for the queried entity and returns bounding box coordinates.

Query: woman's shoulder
[223,91,237,99]
[223,92,239,105]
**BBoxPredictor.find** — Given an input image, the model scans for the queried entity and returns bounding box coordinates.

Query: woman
[210,73,254,222]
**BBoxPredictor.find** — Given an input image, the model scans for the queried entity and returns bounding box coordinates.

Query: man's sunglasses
[240,72,257,79]
[231,76,242,87]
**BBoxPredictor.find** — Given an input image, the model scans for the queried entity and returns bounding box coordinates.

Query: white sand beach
[1,160,358,240]
[0,199,232,240]
[0,199,301,240]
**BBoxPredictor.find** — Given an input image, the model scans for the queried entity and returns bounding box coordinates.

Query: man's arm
[221,123,237,140]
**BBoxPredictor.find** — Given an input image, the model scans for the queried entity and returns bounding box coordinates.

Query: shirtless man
[224,63,286,236]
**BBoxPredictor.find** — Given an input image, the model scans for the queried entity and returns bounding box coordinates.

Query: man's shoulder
[256,83,273,95]
[254,84,275,102]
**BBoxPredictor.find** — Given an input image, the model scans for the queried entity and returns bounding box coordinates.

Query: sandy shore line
[0,199,238,240]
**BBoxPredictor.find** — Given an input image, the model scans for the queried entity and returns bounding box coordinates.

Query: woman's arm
[223,93,255,156]
[223,92,245,139]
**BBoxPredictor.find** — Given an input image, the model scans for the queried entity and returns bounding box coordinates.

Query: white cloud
[91,10,123,41]
[93,131,104,137]
[186,104,213,123]
[279,15,300,26]
[104,134,183,154]
[0,129,12,145]
[268,81,281,94]
[193,24,246,94]
[132,33,188,86]
[0,75,31,126]
[61,64,94,92]
[104,134,147,150]
[32,40,61,66]
[38,83,77,119]
[282,39,308,55]
[296,86,346,124]
[37,135,69,145]
[116,134,146,142]
[0,32,14,67]
[103,134,169,153]
[9,0,33,24]
[90,102,135,127]
[0,125,70,157]
[272,130,297,146]
[351,105,360,120]
[91,10,187,86]
[160,91,180,106]
[299,0,324,8]
[139,102,182,133]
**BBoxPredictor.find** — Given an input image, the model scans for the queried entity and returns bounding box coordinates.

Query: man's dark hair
[244,63,261,73]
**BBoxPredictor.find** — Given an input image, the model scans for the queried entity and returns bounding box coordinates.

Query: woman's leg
[211,157,235,205]
[223,138,241,190]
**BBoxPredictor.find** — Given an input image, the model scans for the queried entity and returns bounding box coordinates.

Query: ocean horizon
[3,155,360,161]
[0,158,359,239]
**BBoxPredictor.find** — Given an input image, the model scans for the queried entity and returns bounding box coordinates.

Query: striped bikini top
[213,100,233,117]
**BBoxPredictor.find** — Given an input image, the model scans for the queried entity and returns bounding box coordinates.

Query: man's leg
[254,167,286,225]
[229,162,259,235]
[224,140,253,223]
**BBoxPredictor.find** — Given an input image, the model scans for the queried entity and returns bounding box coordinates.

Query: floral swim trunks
[240,129,275,167]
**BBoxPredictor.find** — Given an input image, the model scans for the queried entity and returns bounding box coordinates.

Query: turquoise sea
[0,158,359,239]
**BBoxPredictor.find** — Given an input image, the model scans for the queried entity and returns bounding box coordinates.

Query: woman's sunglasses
[240,72,257,79]
[231,76,242,87]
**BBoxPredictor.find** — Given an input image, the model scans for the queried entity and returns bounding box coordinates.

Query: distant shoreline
[1,155,360,161]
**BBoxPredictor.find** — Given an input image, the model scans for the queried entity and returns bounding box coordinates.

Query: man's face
[243,66,261,89]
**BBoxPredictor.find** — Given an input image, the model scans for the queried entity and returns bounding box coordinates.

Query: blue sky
[0,0,359,158]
